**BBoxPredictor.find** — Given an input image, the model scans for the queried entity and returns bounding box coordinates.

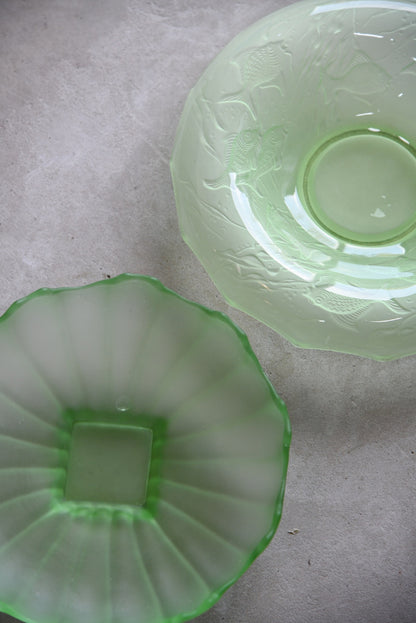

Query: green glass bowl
[171,0,416,360]
[0,274,290,623]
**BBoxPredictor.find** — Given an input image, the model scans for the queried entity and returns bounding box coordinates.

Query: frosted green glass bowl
[0,274,290,623]
[171,0,416,360]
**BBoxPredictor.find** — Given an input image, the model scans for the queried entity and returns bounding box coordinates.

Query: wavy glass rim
[0,273,291,623]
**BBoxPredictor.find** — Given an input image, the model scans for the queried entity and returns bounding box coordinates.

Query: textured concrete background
[0,1,415,622]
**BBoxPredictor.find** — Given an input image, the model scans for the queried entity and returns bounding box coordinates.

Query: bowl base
[61,408,168,514]
[303,129,416,245]
[65,422,153,506]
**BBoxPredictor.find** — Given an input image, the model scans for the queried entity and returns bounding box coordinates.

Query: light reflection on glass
[284,190,339,249]
[354,32,384,38]
[312,0,416,15]
[229,173,316,281]
[328,281,416,300]
[343,242,405,256]
[332,261,412,280]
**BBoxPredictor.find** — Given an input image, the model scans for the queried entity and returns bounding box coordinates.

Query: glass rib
[163,455,274,465]
[0,488,58,513]
[126,291,165,399]
[168,360,246,421]
[58,294,89,406]
[0,510,54,559]
[0,466,64,474]
[14,513,72,606]
[149,320,212,413]
[52,514,90,621]
[10,325,63,412]
[105,516,113,623]
[167,401,273,443]
[0,389,57,431]
[162,479,267,507]
[156,498,243,555]
[130,522,164,619]
[0,432,64,452]
[152,520,210,592]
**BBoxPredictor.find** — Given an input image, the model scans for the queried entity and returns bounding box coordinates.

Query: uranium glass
[171,0,416,360]
[0,274,290,623]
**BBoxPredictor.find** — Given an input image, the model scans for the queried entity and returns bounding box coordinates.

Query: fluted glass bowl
[0,274,290,623]
[171,0,416,360]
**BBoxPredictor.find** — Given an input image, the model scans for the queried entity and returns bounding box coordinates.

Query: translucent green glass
[0,274,290,623]
[171,0,416,360]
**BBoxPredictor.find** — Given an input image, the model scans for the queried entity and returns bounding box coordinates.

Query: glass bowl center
[303,130,416,244]
[65,422,153,506]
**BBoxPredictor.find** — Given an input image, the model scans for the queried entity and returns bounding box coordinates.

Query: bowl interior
[0,275,290,623]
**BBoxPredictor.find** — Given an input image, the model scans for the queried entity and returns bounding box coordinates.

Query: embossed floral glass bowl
[171,0,416,360]
[0,274,290,623]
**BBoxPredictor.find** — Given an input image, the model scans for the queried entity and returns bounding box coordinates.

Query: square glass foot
[64,422,153,506]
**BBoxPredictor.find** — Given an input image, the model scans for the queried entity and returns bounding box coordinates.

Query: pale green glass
[171,0,416,360]
[0,274,290,623]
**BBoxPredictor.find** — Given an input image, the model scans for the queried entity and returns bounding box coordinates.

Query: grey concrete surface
[0,1,415,622]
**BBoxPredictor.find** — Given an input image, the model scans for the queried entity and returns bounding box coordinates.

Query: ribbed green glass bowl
[0,274,290,623]
[171,0,416,360]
